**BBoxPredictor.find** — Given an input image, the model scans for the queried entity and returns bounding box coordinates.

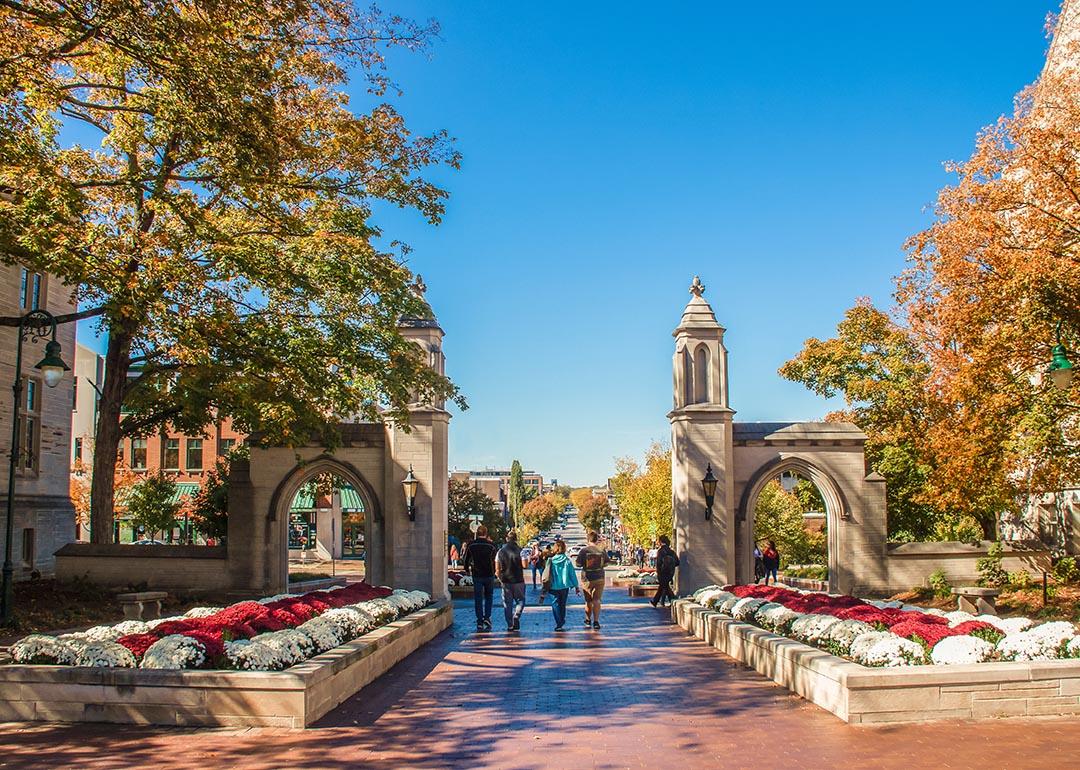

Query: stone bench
[116,590,168,620]
[629,584,659,598]
[952,586,1000,616]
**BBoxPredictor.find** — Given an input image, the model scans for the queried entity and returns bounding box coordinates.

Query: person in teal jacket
[538,540,580,631]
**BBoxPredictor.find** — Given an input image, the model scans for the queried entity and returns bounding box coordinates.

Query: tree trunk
[89,326,133,544]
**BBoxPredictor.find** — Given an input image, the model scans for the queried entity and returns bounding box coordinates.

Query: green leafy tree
[578,494,611,535]
[611,442,672,546]
[127,472,181,540]
[191,459,230,544]
[753,480,823,567]
[507,460,525,527]
[0,1,462,543]
[448,479,505,545]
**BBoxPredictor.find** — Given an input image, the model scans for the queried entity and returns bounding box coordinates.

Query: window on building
[185,438,203,470]
[19,268,43,311]
[220,438,236,456]
[131,438,148,470]
[18,376,40,473]
[74,437,83,464]
[21,528,35,568]
[163,438,180,469]
[72,375,78,411]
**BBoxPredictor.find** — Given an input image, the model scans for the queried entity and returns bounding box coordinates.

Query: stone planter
[0,602,452,728]
[672,599,1080,724]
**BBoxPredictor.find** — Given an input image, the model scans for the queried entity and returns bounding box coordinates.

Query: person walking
[530,543,546,588]
[636,545,646,569]
[651,535,680,608]
[753,542,765,584]
[496,530,526,632]
[576,530,609,630]
[762,540,780,585]
[462,525,498,630]
[647,546,658,568]
[538,540,579,631]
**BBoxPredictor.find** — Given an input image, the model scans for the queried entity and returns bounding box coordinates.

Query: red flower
[116,633,158,659]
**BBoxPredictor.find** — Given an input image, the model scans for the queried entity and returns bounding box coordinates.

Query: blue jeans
[502,582,526,628]
[550,588,569,628]
[765,568,778,584]
[473,576,495,623]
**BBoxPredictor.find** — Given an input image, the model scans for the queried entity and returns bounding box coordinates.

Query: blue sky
[79,1,1062,486]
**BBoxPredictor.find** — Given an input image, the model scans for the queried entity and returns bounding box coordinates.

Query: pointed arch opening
[693,345,710,404]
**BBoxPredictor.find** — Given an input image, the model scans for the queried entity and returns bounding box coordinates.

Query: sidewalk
[0,589,1077,768]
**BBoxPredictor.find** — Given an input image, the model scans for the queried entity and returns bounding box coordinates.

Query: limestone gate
[668,277,1049,596]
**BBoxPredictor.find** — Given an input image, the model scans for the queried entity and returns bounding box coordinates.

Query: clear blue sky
[78,1,1061,486]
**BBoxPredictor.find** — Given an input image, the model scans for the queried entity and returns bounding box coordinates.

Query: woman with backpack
[538,540,579,631]
[651,535,680,608]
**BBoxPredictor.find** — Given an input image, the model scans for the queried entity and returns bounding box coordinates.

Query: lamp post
[401,465,419,522]
[2,309,70,625]
[1047,323,1074,392]
[701,463,718,521]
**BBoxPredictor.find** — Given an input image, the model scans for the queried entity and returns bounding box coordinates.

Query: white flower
[639,574,658,585]
[790,614,841,644]
[922,608,948,618]
[996,622,1077,662]
[256,593,297,605]
[758,605,801,634]
[184,606,223,618]
[460,576,473,586]
[227,629,314,670]
[145,615,184,629]
[718,596,740,615]
[930,635,995,665]
[298,616,344,653]
[849,631,893,662]
[141,634,206,670]
[76,642,137,668]
[705,591,736,610]
[1067,637,1080,658]
[10,634,79,665]
[858,636,927,667]
[619,569,642,579]
[731,597,767,622]
[823,620,874,653]
[944,610,978,628]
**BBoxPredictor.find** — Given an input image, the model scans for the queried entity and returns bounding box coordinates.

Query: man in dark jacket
[463,524,498,630]
[651,534,680,608]
[496,530,526,631]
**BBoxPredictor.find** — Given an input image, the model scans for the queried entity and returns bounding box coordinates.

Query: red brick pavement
[0,590,1077,769]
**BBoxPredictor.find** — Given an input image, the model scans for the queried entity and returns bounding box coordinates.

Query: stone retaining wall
[54,543,229,592]
[673,599,1080,723]
[0,602,452,727]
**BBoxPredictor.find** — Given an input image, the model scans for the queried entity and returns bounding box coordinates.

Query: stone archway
[266,454,384,591]
[735,455,846,593]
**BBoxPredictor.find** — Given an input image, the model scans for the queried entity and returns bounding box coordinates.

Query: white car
[568,545,583,558]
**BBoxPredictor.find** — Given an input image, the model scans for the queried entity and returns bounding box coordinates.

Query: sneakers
[554,625,565,632]
[512,618,520,631]
[592,621,601,630]
[483,618,492,630]
[583,618,592,628]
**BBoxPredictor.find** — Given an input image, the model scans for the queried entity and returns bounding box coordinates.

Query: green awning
[168,482,200,503]
[291,488,316,511]
[339,485,365,511]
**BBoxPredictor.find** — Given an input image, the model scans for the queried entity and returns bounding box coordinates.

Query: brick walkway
[1,589,1078,769]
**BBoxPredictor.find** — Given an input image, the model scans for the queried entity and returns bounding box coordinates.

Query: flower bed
[9,582,431,672]
[692,584,1080,667]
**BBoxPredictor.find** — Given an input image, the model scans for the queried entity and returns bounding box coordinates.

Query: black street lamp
[701,463,718,521]
[401,465,419,522]
[2,309,70,625]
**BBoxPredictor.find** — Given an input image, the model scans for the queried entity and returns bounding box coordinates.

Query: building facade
[449,467,544,512]
[0,265,77,577]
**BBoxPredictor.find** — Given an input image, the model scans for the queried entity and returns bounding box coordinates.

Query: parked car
[133,538,167,545]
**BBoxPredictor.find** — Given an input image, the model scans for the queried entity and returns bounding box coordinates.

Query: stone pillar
[669,276,738,593]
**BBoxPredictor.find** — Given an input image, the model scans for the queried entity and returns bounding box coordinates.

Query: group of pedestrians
[461,527,617,632]
[753,540,780,585]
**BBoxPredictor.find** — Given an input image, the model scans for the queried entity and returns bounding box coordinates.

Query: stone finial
[413,274,427,297]
[689,275,705,297]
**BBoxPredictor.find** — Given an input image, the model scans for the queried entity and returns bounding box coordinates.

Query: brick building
[449,467,544,513]
[0,265,77,577]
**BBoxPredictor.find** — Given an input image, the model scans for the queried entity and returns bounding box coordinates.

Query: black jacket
[463,538,497,579]
[496,542,524,584]
[656,544,680,579]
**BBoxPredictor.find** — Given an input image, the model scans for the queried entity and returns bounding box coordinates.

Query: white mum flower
[184,606,223,618]
[922,608,948,618]
[790,614,841,644]
[996,622,1076,662]
[145,615,184,629]
[859,635,927,667]
[849,631,893,662]
[76,642,137,668]
[824,620,874,653]
[717,596,740,615]
[731,597,767,622]
[141,635,207,670]
[944,610,978,628]
[758,605,801,634]
[10,634,79,665]
[930,635,995,665]
[298,616,344,653]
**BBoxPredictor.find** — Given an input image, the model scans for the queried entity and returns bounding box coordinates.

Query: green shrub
[126,472,180,539]
[927,569,951,599]
[1053,557,1078,585]
[976,541,1007,588]
[970,626,1005,646]
[1006,570,1033,590]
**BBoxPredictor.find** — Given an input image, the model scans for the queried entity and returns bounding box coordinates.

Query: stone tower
[669,276,737,590]
[387,274,450,599]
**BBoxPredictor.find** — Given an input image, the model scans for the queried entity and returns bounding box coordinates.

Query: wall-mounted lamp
[401,465,419,522]
[701,463,718,521]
